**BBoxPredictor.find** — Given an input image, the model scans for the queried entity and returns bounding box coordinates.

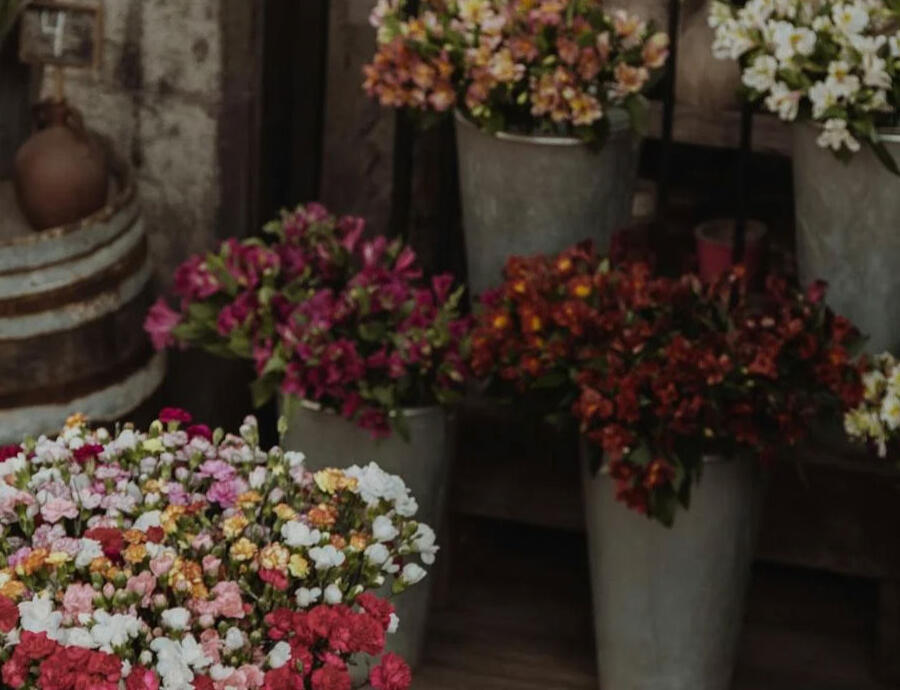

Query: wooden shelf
[647,101,793,157]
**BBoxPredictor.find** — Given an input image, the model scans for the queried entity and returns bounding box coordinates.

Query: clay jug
[14,99,109,231]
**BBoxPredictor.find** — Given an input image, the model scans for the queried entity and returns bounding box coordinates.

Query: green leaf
[869,138,900,176]
[250,375,280,409]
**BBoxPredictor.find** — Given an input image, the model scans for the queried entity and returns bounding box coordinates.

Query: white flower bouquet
[709,0,900,172]
[845,352,900,456]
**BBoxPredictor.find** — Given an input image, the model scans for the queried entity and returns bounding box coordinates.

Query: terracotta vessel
[14,99,109,231]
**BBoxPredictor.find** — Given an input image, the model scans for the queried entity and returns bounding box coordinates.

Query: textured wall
[42,0,255,285]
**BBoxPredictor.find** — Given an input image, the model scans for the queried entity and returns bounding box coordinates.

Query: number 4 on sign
[39,9,66,58]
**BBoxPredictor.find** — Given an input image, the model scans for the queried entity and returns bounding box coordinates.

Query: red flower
[0,595,19,632]
[84,527,125,560]
[125,666,160,690]
[310,665,352,690]
[158,407,192,424]
[260,567,289,591]
[193,676,215,690]
[73,443,105,464]
[263,665,304,690]
[370,653,413,690]
[356,593,395,630]
[186,424,213,441]
[0,444,21,461]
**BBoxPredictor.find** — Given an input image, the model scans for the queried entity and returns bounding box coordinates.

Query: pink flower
[211,581,245,619]
[150,553,175,577]
[199,629,222,665]
[174,255,219,301]
[144,298,182,351]
[40,497,78,524]
[126,572,157,607]
[202,554,222,575]
[62,583,95,617]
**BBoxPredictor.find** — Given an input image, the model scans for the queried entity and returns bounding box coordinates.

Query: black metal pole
[387,0,420,240]
[656,0,681,217]
[732,102,753,264]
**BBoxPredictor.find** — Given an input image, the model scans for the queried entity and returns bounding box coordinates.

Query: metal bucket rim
[694,218,768,247]
[0,148,136,249]
[293,397,443,419]
[453,108,630,147]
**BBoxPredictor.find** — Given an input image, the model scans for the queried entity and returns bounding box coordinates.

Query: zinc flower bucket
[793,124,900,353]
[581,451,765,690]
[455,108,640,298]
[280,398,451,669]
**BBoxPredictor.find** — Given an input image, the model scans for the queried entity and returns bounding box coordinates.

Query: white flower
[372,515,400,542]
[224,627,245,650]
[712,19,755,60]
[772,21,816,62]
[864,369,888,400]
[161,607,191,631]
[395,494,419,518]
[19,594,62,640]
[737,0,774,30]
[809,81,838,118]
[890,34,900,57]
[831,3,869,36]
[851,33,887,55]
[284,451,306,469]
[825,61,860,100]
[75,538,104,569]
[364,543,390,567]
[248,466,268,489]
[388,612,400,634]
[862,54,891,89]
[121,659,132,678]
[881,392,900,430]
[400,562,427,586]
[268,641,292,669]
[296,586,322,607]
[308,545,346,570]
[742,55,778,92]
[708,1,734,29]
[61,626,97,649]
[324,584,343,604]
[90,611,142,652]
[0,454,26,478]
[210,664,236,681]
[281,521,321,548]
[133,510,162,532]
[345,462,408,506]
[817,118,861,152]
[764,81,801,121]
[180,634,213,669]
[412,523,439,565]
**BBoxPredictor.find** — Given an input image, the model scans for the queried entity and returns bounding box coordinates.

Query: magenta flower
[144,298,181,351]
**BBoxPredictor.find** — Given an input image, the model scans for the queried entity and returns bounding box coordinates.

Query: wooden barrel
[0,157,165,443]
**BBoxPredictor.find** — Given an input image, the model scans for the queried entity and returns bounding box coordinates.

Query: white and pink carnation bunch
[0,408,433,690]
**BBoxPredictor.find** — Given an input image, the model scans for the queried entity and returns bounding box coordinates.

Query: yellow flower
[237,491,263,508]
[314,468,357,494]
[142,438,164,454]
[288,554,309,578]
[46,551,72,566]
[230,538,258,562]
[274,504,297,521]
[259,543,290,571]
[123,529,146,545]
[349,533,369,551]
[64,413,87,429]
[143,479,163,494]
[17,548,49,576]
[123,543,148,564]
[223,514,249,539]
[161,505,186,534]
[0,578,25,599]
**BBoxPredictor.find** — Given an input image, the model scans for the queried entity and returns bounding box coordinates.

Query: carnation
[0,410,432,688]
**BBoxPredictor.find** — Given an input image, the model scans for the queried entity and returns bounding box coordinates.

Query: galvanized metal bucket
[280,399,451,670]
[454,110,640,298]
[581,451,764,690]
[793,124,900,353]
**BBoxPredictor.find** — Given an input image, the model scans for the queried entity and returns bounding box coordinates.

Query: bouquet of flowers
[364,0,670,143]
[145,204,470,438]
[470,243,865,524]
[0,409,435,689]
[709,0,900,171]
[844,350,900,456]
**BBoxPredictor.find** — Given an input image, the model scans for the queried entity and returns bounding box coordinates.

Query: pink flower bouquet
[364,0,670,143]
[0,409,436,689]
[145,204,470,438]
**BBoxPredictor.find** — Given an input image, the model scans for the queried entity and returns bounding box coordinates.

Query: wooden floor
[414,517,896,690]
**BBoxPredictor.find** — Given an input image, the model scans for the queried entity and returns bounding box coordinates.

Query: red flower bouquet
[470,242,865,524]
[145,204,470,437]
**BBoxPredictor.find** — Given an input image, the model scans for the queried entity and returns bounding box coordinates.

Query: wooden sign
[18,1,102,69]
